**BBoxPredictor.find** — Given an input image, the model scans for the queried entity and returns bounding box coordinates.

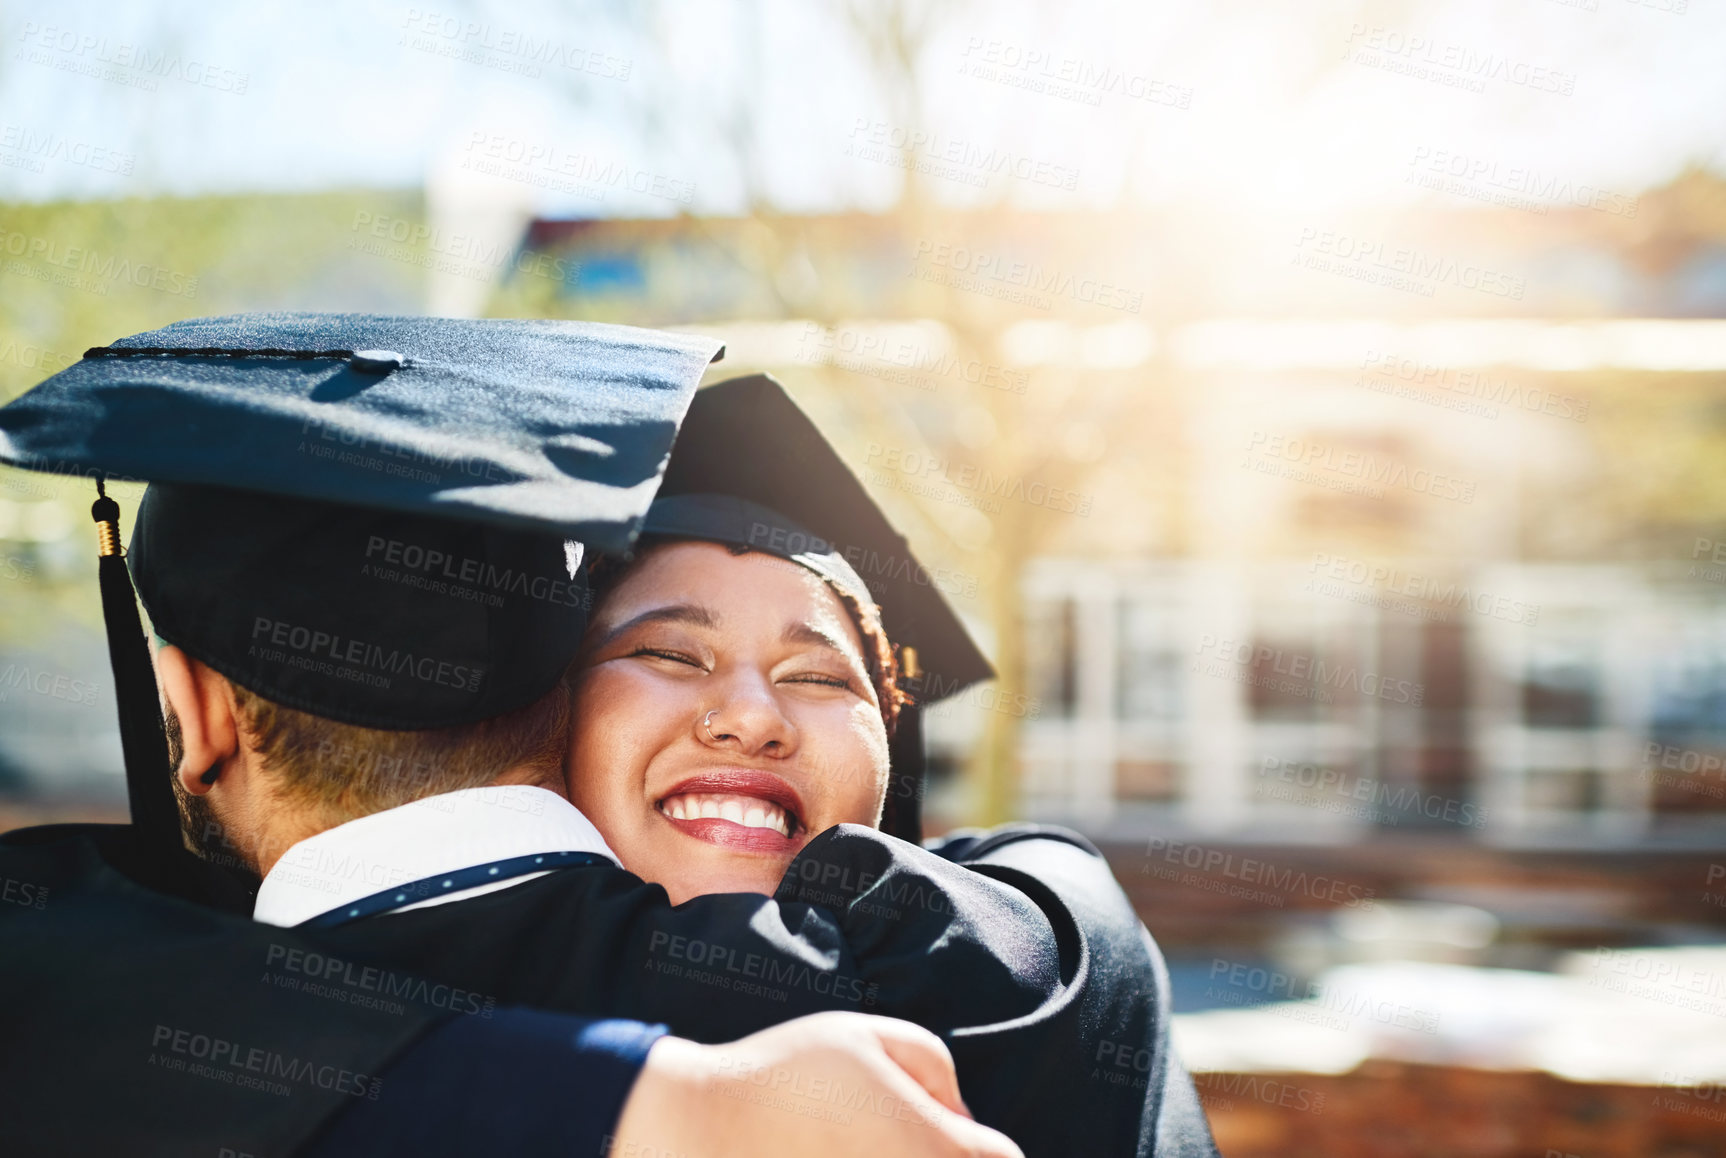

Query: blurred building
[496,171,1726,854]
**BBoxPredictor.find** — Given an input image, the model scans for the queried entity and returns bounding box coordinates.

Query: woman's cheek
[806,703,891,826]
[569,673,653,818]
[851,704,892,801]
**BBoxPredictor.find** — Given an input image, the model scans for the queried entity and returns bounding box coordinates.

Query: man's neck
[251,766,565,877]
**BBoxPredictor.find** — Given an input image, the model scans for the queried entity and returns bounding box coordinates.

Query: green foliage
[0,190,424,646]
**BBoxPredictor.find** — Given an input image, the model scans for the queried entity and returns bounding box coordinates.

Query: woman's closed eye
[627,646,706,670]
[782,671,854,691]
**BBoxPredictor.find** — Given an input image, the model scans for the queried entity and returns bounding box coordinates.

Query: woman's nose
[698,673,797,757]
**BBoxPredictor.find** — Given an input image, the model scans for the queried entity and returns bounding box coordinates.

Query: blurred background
[2,1,1725,1153]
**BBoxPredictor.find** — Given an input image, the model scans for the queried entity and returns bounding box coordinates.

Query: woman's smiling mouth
[659,792,794,837]
[655,769,806,854]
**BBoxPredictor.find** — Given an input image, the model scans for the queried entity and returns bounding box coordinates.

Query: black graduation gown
[0,819,1217,1158]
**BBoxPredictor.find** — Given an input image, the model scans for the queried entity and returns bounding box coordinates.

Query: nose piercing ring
[703,709,720,740]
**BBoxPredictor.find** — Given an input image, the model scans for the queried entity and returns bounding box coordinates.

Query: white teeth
[660,793,793,837]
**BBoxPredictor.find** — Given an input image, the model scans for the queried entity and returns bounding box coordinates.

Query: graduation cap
[0,312,723,866]
[642,373,995,842]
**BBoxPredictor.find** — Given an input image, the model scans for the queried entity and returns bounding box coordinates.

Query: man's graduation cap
[640,374,995,842]
[0,312,722,863]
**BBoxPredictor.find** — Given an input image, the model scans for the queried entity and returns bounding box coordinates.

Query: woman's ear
[155,644,240,797]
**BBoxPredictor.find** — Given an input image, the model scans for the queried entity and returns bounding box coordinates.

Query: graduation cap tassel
[883,706,926,844]
[91,480,177,848]
[882,646,926,844]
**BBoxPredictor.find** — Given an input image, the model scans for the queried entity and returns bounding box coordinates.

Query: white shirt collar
[253,785,617,928]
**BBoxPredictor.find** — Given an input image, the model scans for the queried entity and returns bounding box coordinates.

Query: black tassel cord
[91,479,177,849]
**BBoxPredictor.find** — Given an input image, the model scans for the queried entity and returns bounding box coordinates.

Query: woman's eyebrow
[781,621,860,662]
[592,603,718,650]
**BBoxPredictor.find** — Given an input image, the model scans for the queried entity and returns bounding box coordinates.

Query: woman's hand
[612,1011,1024,1158]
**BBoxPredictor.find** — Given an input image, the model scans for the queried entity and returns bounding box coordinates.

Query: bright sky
[0,0,1721,214]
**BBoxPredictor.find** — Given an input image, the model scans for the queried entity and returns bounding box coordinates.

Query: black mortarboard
[0,312,723,864]
[642,373,995,842]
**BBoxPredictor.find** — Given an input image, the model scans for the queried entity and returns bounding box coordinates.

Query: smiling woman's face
[566,541,891,904]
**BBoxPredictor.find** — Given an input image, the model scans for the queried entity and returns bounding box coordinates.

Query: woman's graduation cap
[640,373,995,843]
[0,312,723,867]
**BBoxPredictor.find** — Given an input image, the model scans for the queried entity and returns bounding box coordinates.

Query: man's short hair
[228,680,571,826]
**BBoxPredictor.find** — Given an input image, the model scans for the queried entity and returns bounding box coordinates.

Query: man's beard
[162,700,230,865]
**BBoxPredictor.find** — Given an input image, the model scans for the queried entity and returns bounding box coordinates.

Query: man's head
[161,644,574,874]
[0,315,722,870]
[134,483,595,876]
[566,539,905,904]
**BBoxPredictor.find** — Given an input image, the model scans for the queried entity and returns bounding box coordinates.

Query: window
[1023,597,1076,718]
[1521,628,1599,729]
[1117,596,1181,722]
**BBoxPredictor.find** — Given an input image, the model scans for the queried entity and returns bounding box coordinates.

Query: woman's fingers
[857,1014,974,1119]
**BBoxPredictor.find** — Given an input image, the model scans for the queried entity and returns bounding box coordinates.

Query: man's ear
[156,644,240,797]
